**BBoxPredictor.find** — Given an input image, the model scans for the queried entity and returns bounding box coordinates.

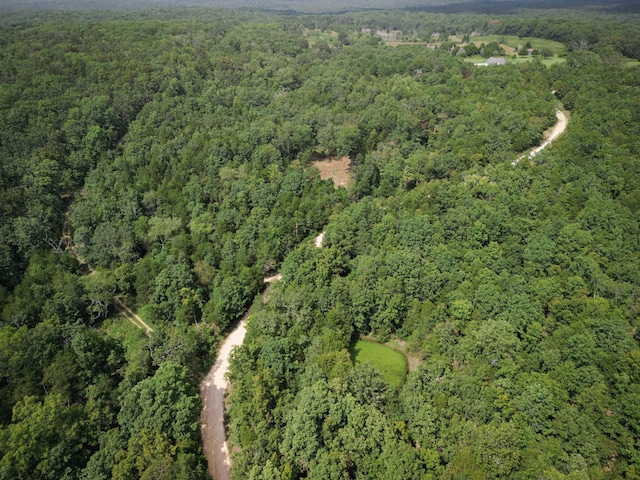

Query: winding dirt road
[513,109,568,165]
[200,101,570,478]
[199,310,249,480]
[200,232,324,479]
[199,104,570,477]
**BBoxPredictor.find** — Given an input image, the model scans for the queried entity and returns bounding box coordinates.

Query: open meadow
[349,339,408,389]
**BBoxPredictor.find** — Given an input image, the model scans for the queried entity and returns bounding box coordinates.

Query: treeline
[495,17,640,60]
[302,11,640,60]
[2,0,640,15]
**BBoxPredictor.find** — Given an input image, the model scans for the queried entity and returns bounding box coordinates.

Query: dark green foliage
[1,7,640,480]
[226,23,640,480]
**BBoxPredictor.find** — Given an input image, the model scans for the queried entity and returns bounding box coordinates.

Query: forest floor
[313,156,352,188]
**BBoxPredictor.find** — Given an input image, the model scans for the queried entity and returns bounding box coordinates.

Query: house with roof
[476,56,506,66]
[486,57,506,65]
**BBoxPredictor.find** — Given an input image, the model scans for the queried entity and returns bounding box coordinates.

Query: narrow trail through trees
[114,297,153,334]
[512,108,569,165]
[62,206,153,334]
[200,231,325,480]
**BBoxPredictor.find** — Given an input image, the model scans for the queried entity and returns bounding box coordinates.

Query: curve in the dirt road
[200,276,277,480]
[201,231,325,480]
[200,103,569,472]
[200,314,248,480]
[512,108,568,166]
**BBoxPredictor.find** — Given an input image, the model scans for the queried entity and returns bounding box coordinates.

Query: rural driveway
[513,109,568,165]
[200,231,325,479]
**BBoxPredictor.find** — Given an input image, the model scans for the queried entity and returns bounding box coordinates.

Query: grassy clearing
[303,28,338,46]
[464,54,565,67]
[385,41,425,47]
[626,58,640,68]
[102,313,148,361]
[469,35,566,55]
[349,339,408,389]
[508,56,566,66]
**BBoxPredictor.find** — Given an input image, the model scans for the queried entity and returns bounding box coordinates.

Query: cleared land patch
[469,35,566,55]
[303,28,339,46]
[385,41,426,47]
[465,54,564,67]
[313,156,352,188]
[349,339,408,389]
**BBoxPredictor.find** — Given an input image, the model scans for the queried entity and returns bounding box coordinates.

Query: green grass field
[464,54,565,67]
[349,339,408,389]
[303,28,339,46]
[468,35,566,55]
[506,55,565,66]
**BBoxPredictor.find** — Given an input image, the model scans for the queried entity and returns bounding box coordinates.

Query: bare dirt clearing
[313,156,352,188]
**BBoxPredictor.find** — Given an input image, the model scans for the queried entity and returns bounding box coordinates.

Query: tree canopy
[0,6,639,480]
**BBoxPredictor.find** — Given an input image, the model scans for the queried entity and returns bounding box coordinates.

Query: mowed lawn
[350,339,408,389]
[464,54,565,66]
[469,35,566,55]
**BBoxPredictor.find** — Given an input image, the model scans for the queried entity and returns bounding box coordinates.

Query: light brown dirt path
[513,109,569,165]
[62,204,152,334]
[200,313,248,480]
[201,164,343,478]
[200,275,283,480]
[114,297,153,334]
[263,274,283,283]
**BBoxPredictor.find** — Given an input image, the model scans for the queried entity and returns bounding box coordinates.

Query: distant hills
[0,0,639,14]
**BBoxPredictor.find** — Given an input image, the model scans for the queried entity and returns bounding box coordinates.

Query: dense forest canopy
[0,4,639,480]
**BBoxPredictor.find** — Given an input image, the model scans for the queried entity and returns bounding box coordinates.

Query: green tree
[0,395,94,480]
